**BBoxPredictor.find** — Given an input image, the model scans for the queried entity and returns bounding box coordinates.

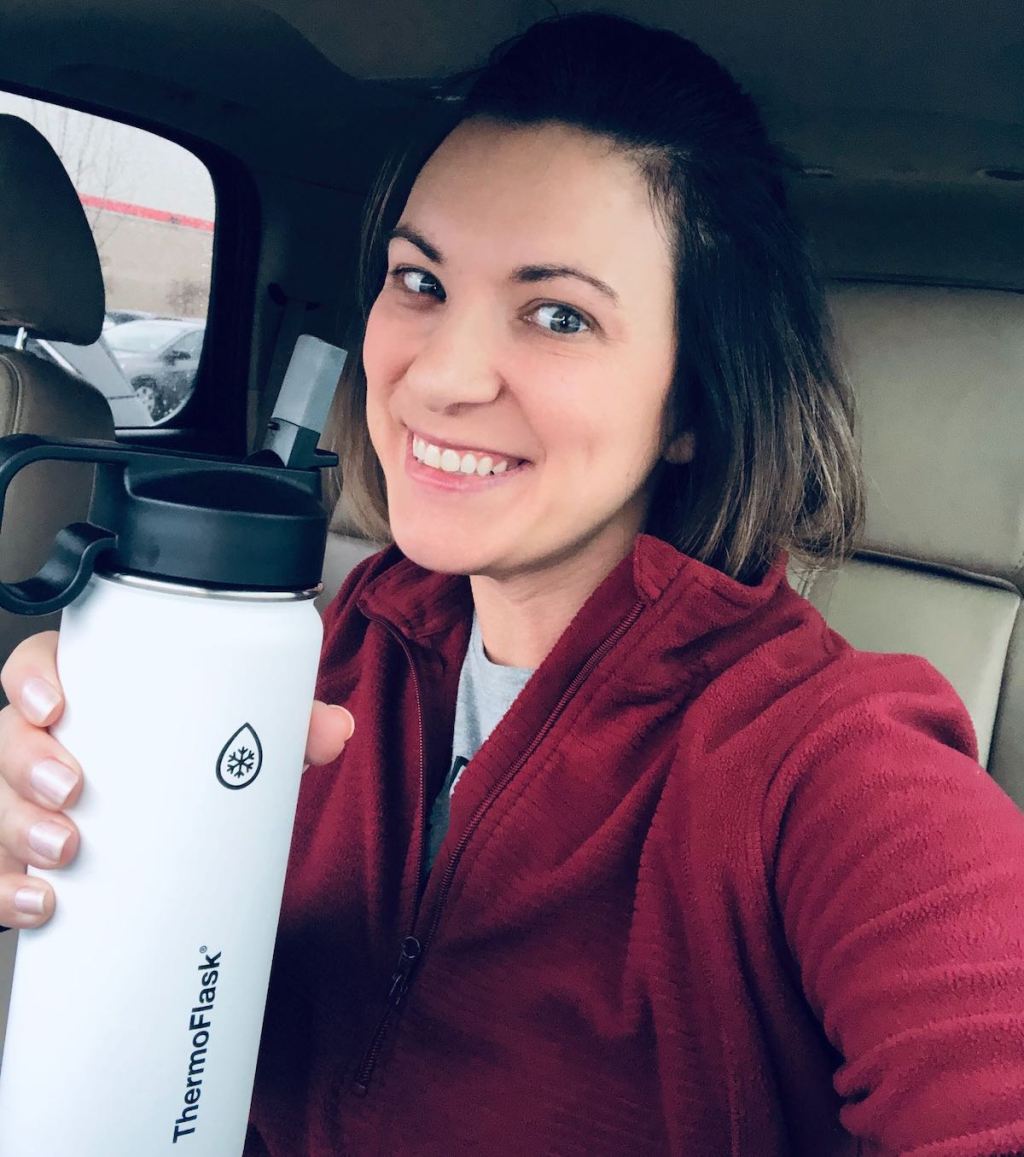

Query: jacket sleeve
[770,652,1024,1157]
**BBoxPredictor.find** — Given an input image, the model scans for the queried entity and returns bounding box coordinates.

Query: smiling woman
[331,15,863,597]
[244,13,1024,1157]
[361,119,686,660]
[1,10,1023,1157]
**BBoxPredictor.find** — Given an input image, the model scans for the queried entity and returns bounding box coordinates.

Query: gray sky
[0,90,215,220]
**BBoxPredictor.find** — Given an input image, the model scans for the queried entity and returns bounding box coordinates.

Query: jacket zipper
[352,599,645,1094]
[352,935,422,1094]
[352,623,427,1095]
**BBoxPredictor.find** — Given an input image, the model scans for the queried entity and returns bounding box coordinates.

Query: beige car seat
[0,115,114,700]
[793,283,1023,805]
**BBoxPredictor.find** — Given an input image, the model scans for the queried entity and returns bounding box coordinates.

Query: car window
[0,90,215,429]
[172,331,204,359]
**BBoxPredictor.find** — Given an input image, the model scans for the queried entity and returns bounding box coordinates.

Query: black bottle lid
[0,434,339,615]
[90,456,329,590]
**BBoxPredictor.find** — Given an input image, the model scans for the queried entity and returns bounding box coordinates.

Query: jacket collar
[355,535,791,655]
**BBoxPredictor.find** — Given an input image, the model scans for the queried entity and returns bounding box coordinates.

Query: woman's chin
[391,526,490,577]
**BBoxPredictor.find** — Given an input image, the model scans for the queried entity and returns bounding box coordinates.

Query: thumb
[304,702,355,770]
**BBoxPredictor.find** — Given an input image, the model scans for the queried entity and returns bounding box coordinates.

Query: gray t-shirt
[425,615,534,870]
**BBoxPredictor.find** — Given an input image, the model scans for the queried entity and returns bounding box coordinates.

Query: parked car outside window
[105,318,205,422]
[102,309,155,330]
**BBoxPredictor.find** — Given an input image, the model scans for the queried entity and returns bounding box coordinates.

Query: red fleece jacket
[246,537,1024,1156]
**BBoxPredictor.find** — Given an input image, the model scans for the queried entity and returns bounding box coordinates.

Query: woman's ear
[663,430,695,465]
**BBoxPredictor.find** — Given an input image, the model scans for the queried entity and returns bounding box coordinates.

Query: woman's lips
[405,431,530,489]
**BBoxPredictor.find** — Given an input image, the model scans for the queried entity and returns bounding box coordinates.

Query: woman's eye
[531,304,590,335]
[394,268,446,300]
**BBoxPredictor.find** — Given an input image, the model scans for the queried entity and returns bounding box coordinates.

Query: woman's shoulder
[723,594,995,868]
[667,565,979,808]
[770,579,977,766]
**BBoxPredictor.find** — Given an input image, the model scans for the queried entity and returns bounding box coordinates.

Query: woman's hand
[0,631,355,930]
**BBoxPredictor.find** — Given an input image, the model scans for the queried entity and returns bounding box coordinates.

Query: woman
[2,14,1023,1155]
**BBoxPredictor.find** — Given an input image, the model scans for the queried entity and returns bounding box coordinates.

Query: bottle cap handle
[0,434,123,615]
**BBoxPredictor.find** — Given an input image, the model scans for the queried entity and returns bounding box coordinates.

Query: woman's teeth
[412,436,511,476]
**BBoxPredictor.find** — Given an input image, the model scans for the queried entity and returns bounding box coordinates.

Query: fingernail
[22,677,61,725]
[329,705,355,737]
[28,821,70,862]
[13,886,46,916]
[30,759,77,808]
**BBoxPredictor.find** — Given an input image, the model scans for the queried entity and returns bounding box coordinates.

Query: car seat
[0,114,114,704]
[792,282,1023,805]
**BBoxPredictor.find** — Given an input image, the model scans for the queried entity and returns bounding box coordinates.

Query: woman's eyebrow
[512,265,619,304]
[388,225,442,263]
[388,227,618,304]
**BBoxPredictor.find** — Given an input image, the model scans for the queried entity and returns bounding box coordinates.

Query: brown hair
[324,13,864,583]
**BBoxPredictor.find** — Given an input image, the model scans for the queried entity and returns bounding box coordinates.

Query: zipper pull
[352,937,424,1096]
[386,936,422,1007]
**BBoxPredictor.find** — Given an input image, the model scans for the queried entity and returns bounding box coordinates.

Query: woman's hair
[326,11,864,584]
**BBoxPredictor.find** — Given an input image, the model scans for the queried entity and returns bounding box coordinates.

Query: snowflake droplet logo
[216,724,263,790]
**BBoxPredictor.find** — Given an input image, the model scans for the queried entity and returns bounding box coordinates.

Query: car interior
[0,0,1021,1054]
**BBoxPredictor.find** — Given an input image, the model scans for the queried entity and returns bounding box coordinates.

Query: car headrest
[829,282,1024,594]
[0,115,104,344]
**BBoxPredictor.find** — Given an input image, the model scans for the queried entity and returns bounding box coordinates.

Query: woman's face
[363,118,689,584]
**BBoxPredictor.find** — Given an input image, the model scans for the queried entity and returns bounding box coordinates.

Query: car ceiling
[0,0,1022,288]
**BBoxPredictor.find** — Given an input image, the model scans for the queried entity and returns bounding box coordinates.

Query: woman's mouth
[410,433,527,478]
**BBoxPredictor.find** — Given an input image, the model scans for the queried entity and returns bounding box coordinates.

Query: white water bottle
[0,339,346,1155]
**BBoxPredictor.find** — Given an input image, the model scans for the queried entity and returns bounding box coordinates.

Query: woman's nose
[402,307,503,412]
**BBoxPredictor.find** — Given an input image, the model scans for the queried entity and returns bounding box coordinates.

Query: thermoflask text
[0,338,346,1156]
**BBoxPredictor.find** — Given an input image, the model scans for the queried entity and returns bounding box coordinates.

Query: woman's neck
[468,535,636,669]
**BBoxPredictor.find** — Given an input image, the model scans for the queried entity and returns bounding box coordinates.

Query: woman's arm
[771,656,1024,1156]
